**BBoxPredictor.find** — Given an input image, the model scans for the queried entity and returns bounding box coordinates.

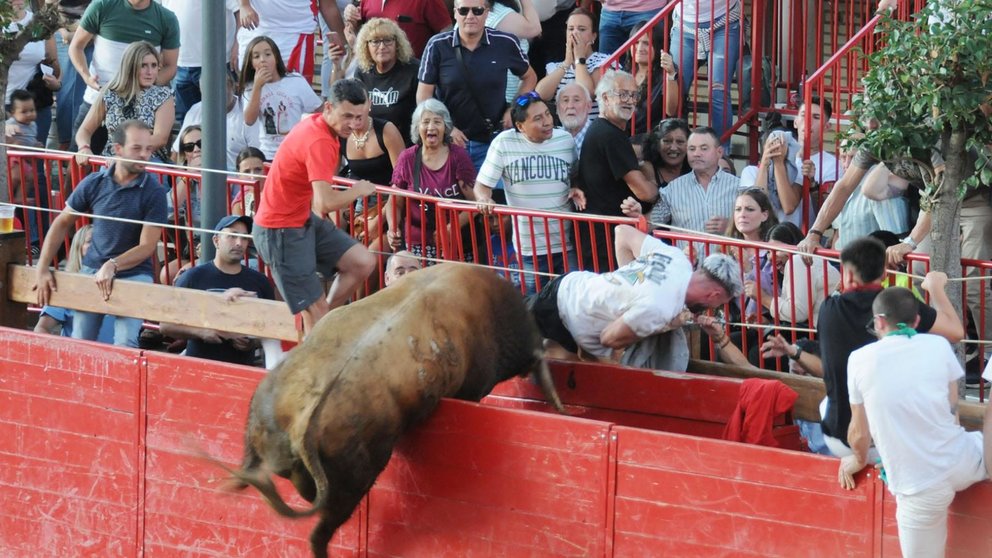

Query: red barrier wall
[2,328,990,557]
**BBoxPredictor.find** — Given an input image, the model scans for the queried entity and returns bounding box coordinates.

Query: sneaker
[29,244,40,259]
[965,373,988,389]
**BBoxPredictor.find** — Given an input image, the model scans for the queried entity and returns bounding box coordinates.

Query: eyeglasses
[610,90,641,102]
[456,6,486,16]
[865,313,886,336]
[514,91,541,107]
[180,140,202,153]
[368,37,395,47]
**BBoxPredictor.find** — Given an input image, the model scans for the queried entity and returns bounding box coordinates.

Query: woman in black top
[353,18,420,147]
[346,105,405,251]
[641,118,692,189]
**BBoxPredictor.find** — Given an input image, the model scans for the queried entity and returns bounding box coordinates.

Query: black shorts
[253,214,359,314]
[525,273,578,354]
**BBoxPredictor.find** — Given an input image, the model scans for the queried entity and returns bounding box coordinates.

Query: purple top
[390,144,476,245]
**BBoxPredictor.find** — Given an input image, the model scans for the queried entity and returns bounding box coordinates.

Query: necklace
[352,127,371,149]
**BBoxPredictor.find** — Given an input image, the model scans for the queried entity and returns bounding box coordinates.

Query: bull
[224,263,565,557]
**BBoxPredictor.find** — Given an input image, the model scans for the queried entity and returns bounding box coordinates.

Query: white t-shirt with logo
[557,236,692,357]
[242,74,322,159]
[477,128,576,256]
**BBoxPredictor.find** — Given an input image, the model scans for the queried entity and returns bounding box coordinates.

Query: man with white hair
[555,81,592,157]
[528,224,743,362]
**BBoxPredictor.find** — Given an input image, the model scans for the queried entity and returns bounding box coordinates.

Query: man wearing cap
[160,215,274,366]
[528,224,744,362]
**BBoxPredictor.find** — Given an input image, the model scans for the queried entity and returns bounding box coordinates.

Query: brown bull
[226,263,564,557]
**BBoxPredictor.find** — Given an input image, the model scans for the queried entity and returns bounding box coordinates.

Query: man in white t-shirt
[475,92,583,295]
[528,224,743,361]
[237,0,345,83]
[841,287,989,558]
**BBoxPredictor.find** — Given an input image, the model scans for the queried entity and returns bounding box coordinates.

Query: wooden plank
[6,264,299,341]
[0,232,29,330]
[689,358,988,432]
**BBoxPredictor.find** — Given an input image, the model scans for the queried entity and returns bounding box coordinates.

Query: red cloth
[722,378,798,447]
[254,113,340,229]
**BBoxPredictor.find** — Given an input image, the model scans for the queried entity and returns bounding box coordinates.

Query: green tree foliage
[850,0,992,201]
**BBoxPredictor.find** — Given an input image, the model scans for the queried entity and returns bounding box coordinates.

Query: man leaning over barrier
[528,224,743,363]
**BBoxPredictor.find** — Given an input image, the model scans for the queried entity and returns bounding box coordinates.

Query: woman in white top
[535,8,608,119]
[756,222,840,326]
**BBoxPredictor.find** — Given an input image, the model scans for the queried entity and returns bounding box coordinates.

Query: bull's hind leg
[308,487,367,558]
[291,462,317,503]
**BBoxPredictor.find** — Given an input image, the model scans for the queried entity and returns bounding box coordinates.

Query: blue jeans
[466,140,505,191]
[72,266,153,347]
[56,34,91,147]
[319,17,332,98]
[670,19,741,144]
[521,248,578,295]
[598,8,662,57]
[174,66,202,124]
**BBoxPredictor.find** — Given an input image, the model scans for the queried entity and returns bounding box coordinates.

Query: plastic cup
[0,204,15,233]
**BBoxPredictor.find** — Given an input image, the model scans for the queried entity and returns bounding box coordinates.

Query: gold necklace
[352,127,371,149]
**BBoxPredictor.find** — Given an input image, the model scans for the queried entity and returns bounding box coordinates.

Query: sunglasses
[180,140,202,153]
[456,6,486,16]
[514,91,541,107]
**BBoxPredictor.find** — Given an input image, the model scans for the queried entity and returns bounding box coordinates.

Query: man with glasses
[762,236,964,459]
[574,69,657,272]
[841,286,988,558]
[417,0,537,189]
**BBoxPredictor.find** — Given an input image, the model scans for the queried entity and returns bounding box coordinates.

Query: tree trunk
[932,126,969,396]
[0,68,9,204]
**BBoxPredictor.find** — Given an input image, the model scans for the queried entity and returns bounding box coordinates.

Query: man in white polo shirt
[475,91,584,294]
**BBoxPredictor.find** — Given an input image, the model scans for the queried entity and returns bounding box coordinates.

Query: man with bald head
[556,82,592,157]
[383,250,422,287]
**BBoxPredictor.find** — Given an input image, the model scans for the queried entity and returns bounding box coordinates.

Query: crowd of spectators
[8,2,991,485]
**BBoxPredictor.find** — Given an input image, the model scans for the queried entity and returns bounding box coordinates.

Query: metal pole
[199,0,228,262]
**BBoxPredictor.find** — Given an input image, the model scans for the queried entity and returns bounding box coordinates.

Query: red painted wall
[2,328,990,557]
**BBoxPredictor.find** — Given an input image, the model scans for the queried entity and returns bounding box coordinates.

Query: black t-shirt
[818,285,937,441]
[174,262,275,365]
[576,118,641,217]
[355,60,420,147]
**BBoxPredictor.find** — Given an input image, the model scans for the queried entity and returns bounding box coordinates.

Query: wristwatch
[900,236,918,250]
[576,57,587,66]
[788,344,803,361]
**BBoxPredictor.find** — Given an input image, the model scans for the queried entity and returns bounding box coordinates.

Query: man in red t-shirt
[252,79,377,334]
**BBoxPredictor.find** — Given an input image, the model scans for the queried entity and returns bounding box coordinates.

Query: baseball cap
[214,215,253,232]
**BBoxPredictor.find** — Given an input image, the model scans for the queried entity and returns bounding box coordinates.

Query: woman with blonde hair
[75,40,175,164]
[354,19,420,146]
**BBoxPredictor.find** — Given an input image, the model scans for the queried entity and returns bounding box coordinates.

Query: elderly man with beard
[556,82,593,157]
[574,69,657,272]
[160,215,275,366]
[528,224,743,362]
[34,120,167,347]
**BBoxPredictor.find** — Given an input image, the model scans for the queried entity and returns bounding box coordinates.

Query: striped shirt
[477,128,576,256]
[835,180,909,250]
[653,168,742,246]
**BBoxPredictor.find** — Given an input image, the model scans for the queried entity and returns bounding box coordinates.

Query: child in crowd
[232,146,267,217]
[4,89,41,204]
[239,36,322,160]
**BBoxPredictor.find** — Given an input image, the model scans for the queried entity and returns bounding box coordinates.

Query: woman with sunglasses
[354,19,420,147]
[75,41,175,165]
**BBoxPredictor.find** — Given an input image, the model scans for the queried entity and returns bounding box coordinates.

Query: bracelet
[808,228,824,238]
[108,258,119,274]
[900,236,918,250]
[717,336,731,349]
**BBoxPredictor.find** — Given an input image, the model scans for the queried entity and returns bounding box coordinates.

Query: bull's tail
[535,350,567,414]
[194,446,324,519]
